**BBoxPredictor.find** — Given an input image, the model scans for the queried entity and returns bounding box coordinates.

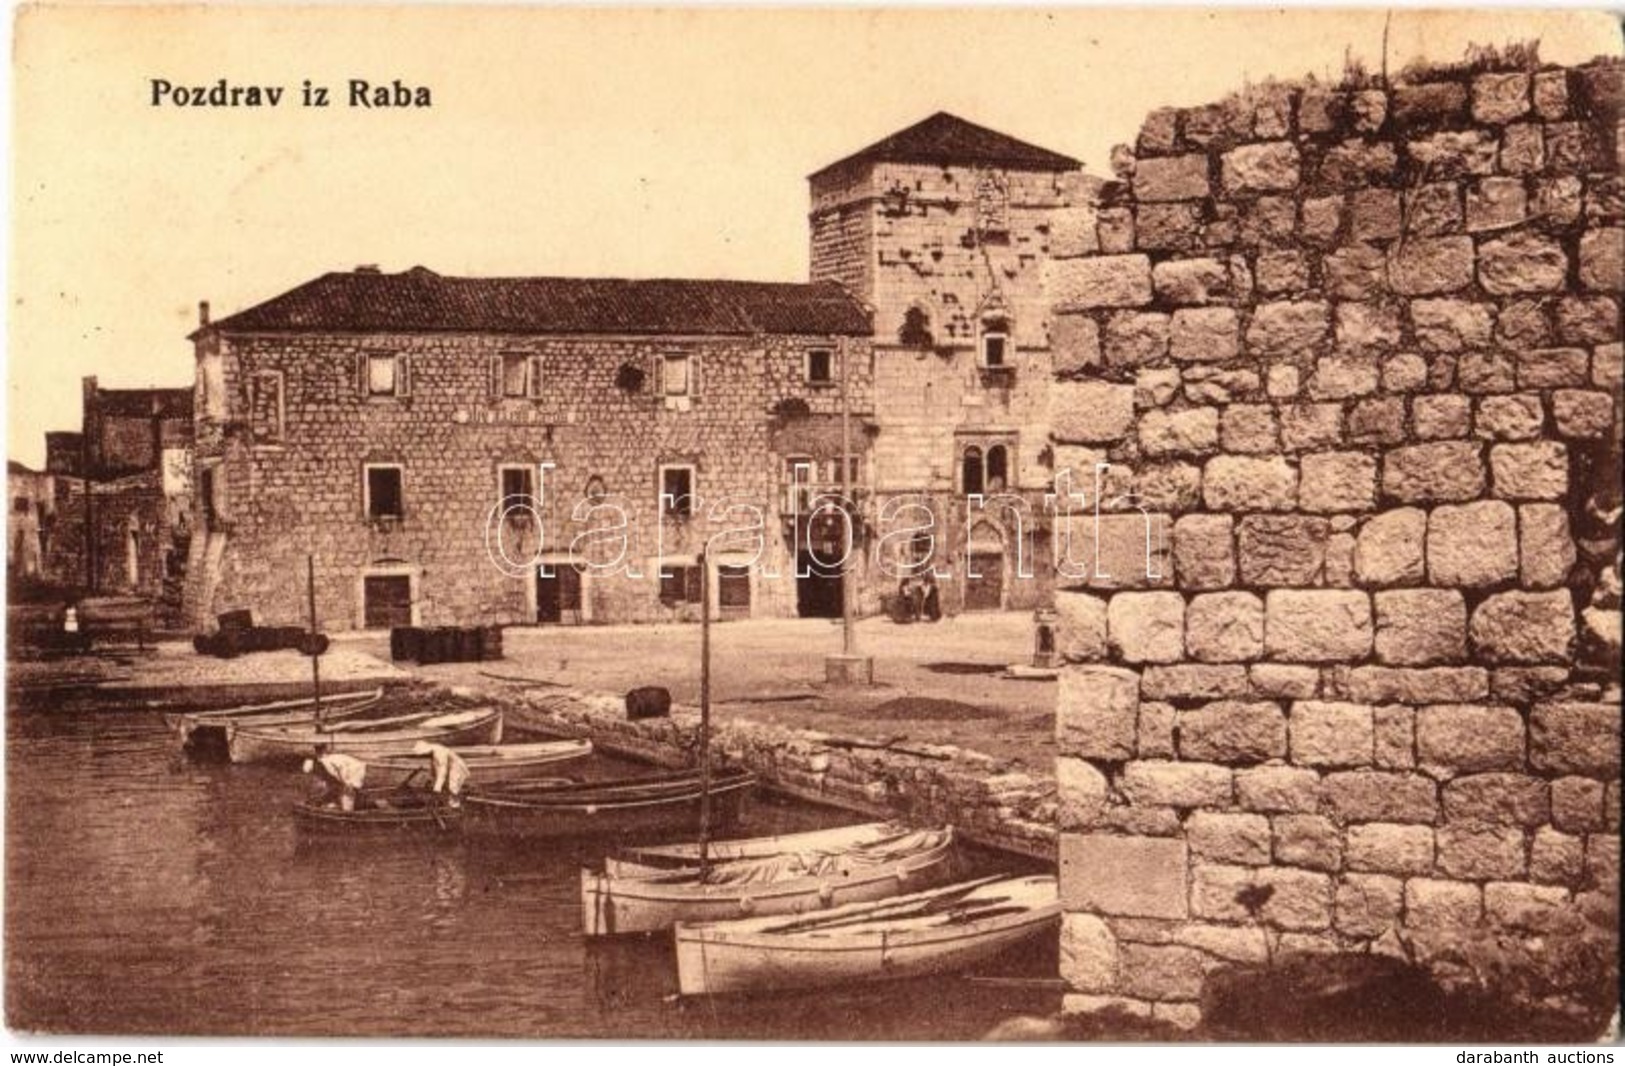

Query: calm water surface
[5,689,1054,1038]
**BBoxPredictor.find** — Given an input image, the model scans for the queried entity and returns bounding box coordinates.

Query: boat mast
[307,554,323,725]
[698,549,711,877]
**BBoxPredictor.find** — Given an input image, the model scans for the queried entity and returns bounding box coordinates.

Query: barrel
[479,625,504,661]
[216,608,254,632]
[626,686,672,720]
[456,626,482,663]
[390,626,422,662]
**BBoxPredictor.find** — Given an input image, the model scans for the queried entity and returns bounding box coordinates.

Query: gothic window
[961,445,984,496]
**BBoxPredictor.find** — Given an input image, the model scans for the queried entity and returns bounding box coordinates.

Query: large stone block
[1290,701,1376,768]
[1236,766,1322,813]
[1137,700,1177,758]
[1172,514,1234,590]
[1203,456,1297,512]
[1353,508,1427,585]
[1188,811,1272,865]
[1474,394,1545,441]
[1551,390,1617,439]
[1411,298,1495,353]
[1119,942,1206,1002]
[1051,314,1102,375]
[1427,501,1518,588]
[1478,232,1570,294]
[1221,404,1279,454]
[1221,142,1300,194]
[1323,771,1439,824]
[1518,347,1590,389]
[1484,881,1573,933]
[1049,255,1154,310]
[1388,236,1475,294]
[1529,826,1585,884]
[1176,700,1286,763]
[1185,592,1265,663]
[1310,352,1382,397]
[1060,913,1120,993]
[1135,153,1211,202]
[1469,590,1576,665]
[1065,512,1174,591]
[1141,665,1248,701]
[1237,514,1328,586]
[1168,308,1239,363]
[1140,408,1219,457]
[1347,822,1436,875]
[1298,451,1378,513]
[1060,834,1189,919]
[1264,590,1373,662]
[1250,663,1319,700]
[1408,130,1497,178]
[1441,773,1551,826]
[1057,665,1140,760]
[1052,381,1137,444]
[1374,704,1416,769]
[1057,756,1110,830]
[1255,867,1334,931]
[1375,589,1467,665]
[1154,257,1231,304]
[1412,394,1472,440]
[1579,228,1623,292]
[1550,776,1606,832]
[1323,243,1386,299]
[1120,760,1233,808]
[1415,704,1526,776]
[1472,72,1531,123]
[1490,442,1568,500]
[1108,591,1186,664]
[1272,814,1342,872]
[1530,702,1622,776]
[1436,825,1527,880]
[1105,311,1170,367]
[1246,301,1330,359]
[1518,503,1576,589]
[1277,403,1344,452]
[1056,590,1109,662]
[1346,667,1489,704]
[1382,442,1485,503]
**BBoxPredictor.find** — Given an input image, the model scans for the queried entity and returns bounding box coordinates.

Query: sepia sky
[8,6,1621,467]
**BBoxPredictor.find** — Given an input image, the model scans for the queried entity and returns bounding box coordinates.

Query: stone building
[36,377,193,605]
[183,272,874,630]
[7,460,54,582]
[811,113,1089,613]
[1048,57,1622,1028]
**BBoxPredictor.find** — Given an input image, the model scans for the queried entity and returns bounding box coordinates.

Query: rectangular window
[660,465,694,517]
[662,354,692,397]
[659,565,703,605]
[806,348,834,386]
[500,465,535,508]
[717,565,751,609]
[367,353,398,396]
[500,352,543,399]
[981,331,1008,368]
[365,465,405,521]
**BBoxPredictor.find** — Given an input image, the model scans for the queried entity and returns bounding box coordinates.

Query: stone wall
[185,330,876,630]
[1049,58,1622,1028]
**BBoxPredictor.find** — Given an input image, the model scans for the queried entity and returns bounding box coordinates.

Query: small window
[900,307,934,349]
[662,354,692,397]
[961,445,984,496]
[986,444,1009,492]
[806,348,834,386]
[659,565,703,605]
[660,465,694,517]
[981,329,1008,369]
[500,353,543,399]
[367,353,399,396]
[366,465,405,521]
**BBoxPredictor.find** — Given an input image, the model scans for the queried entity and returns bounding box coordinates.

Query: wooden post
[839,336,855,657]
[307,555,323,724]
[698,550,712,877]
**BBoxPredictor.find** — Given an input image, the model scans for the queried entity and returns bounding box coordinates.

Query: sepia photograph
[3,3,1622,1048]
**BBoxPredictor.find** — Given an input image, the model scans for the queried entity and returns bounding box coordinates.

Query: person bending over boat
[412,741,470,808]
[302,746,367,811]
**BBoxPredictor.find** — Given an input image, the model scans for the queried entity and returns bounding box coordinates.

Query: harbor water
[5,689,1056,1038]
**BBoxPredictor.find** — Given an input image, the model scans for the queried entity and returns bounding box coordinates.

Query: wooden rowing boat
[604,821,907,877]
[291,789,466,834]
[362,738,593,788]
[462,766,753,840]
[167,688,384,751]
[582,826,957,936]
[225,707,503,765]
[673,874,1060,997]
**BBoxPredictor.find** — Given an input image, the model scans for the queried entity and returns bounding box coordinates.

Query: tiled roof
[205,268,872,338]
[811,112,1080,179]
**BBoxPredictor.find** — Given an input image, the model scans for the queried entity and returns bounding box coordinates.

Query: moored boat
[226,707,503,765]
[604,820,905,877]
[582,826,957,936]
[168,688,384,752]
[462,766,753,840]
[362,738,593,788]
[673,874,1060,997]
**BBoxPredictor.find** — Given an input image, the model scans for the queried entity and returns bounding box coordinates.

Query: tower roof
[810,112,1080,180]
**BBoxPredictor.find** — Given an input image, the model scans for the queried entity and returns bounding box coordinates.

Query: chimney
[198,300,210,327]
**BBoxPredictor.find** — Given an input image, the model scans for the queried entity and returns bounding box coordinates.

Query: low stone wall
[482,684,1057,860]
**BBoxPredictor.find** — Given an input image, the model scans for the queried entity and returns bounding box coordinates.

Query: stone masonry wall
[1048,58,1622,1029]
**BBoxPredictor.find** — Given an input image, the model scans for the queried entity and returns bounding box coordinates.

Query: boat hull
[169,689,383,755]
[291,793,464,834]
[463,769,753,841]
[605,821,902,878]
[226,710,503,765]
[582,828,956,936]
[674,875,1060,997]
[363,739,592,788]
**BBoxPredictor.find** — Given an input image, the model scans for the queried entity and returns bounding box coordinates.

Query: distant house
[7,460,54,582]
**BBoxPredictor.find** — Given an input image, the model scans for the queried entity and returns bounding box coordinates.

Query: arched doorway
[963,521,1006,611]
